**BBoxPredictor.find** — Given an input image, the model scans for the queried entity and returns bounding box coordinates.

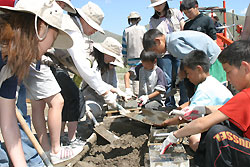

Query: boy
[124,50,167,110]
[156,50,233,151]
[160,40,250,167]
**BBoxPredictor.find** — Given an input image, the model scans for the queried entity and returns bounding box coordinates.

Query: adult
[148,0,186,108]
[122,11,146,96]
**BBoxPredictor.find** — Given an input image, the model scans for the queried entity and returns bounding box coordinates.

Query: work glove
[116,88,128,101]
[169,106,206,121]
[160,132,178,154]
[138,95,149,107]
[104,91,117,109]
[125,88,136,100]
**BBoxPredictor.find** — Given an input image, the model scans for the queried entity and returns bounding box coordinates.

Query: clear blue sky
[71,0,249,36]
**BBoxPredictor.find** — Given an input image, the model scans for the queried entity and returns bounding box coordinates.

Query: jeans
[157,54,188,107]
[0,84,44,167]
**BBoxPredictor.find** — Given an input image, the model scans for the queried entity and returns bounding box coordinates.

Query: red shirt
[219,87,250,139]
[0,0,15,7]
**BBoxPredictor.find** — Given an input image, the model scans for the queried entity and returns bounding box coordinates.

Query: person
[241,3,250,40]
[80,37,126,119]
[0,0,74,166]
[180,0,217,40]
[122,11,146,97]
[124,50,167,110]
[156,50,233,152]
[160,40,250,167]
[143,29,226,100]
[148,0,186,108]
[212,14,224,33]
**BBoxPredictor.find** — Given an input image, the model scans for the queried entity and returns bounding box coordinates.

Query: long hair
[0,11,39,81]
[92,48,109,73]
[152,2,172,19]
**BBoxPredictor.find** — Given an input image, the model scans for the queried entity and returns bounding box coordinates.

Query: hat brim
[56,0,76,13]
[110,57,124,68]
[93,43,121,60]
[76,8,105,34]
[0,6,73,50]
[148,0,167,7]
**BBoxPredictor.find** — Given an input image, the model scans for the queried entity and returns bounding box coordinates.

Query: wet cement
[77,116,151,167]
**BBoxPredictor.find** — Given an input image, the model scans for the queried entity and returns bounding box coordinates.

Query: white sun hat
[93,37,122,60]
[110,57,124,68]
[76,1,105,34]
[0,0,73,50]
[55,0,76,13]
[128,11,141,19]
[148,0,167,8]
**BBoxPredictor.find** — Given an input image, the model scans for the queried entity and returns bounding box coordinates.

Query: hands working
[138,95,149,107]
[160,132,178,154]
[103,91,117,108]
[169,106,206,121]
[116,88,129,101]
[125,88,136,100]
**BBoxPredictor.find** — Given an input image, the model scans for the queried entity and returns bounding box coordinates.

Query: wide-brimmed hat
[110,56,124,68]
[148,0,167,8]
[128,11,141,19]
[55,0,76,13]
[76,1,105,34]
[93,37,122,60]
[0,0,73,49]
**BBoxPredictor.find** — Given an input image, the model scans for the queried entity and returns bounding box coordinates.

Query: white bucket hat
[128,11,141,19]
[110,57,124,68]
[93,37,122,60]
[76,1,105,34]
[148,0,167,8]
[0,0,73,50]
[55,0,76,13]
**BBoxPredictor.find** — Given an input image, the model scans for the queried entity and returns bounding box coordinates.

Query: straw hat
[127,11,141,19]
[148,0,167,8]
[0,0,73,49]
[76,1,105,34]
[93,37,122,60]
[55,0,76,13]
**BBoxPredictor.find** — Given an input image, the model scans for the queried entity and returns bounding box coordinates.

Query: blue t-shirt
[0,53,17,99]
[190,76,233,107]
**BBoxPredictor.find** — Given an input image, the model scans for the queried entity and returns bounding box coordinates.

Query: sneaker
[50,146,83,165]
[69,138,86,148]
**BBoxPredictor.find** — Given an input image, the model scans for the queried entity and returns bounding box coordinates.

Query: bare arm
[124,71,131,89]
[174,110,229,138]
[148,90,161,99]
[179,19,185,30]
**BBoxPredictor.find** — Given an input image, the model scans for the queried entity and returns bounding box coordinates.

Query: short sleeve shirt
[219,87,250,139]
[0,54,17,99]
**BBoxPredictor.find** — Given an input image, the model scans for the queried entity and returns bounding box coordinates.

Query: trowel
[86,110,120,143]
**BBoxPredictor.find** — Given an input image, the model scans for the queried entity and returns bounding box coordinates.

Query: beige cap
[55,0,76,13]
[0,0,73,50]
[128,11,141,19]
[93,37,122,60]
[76,1,105,34]
[148,0,167,8]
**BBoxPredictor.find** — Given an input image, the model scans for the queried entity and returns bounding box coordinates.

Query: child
[125,50,167,110]
[160,40,250,167]
[0,0,73,166]
[156,50,233,151]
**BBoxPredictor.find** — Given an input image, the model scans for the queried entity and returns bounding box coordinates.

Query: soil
[76,116,151,167]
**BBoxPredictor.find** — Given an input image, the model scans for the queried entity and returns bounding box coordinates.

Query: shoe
[69,138,86,148]
[50,146,83,164]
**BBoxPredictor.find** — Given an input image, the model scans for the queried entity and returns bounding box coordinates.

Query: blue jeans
[0,84,44,167]
[157,55,188,107]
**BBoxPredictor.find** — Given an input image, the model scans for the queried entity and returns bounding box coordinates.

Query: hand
[138,95,149,106]
[173,106,206,121]
[116,88,128,101]
[125,88,136,100]
[160,132,178,154]
[103,91,117,108]
[153,120,169,127]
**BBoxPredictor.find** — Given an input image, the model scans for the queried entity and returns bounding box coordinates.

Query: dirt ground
[75,116,151,167]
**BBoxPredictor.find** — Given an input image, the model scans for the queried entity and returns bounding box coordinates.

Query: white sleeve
[67,31,110,95]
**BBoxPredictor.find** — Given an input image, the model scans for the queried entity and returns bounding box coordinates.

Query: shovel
[86,110,120,143]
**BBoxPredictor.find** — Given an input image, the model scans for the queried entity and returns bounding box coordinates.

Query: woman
[148,0,187,108]
[0,0,73,166]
